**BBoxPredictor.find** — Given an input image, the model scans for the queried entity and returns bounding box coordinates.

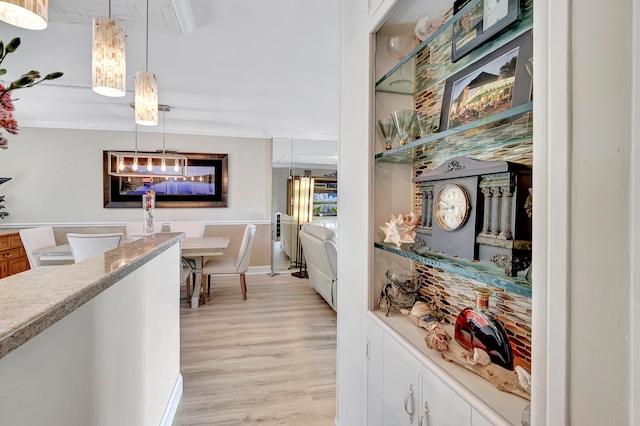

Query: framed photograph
[103,151,228,208]
[452,0,520,62]
[440,30,532,131]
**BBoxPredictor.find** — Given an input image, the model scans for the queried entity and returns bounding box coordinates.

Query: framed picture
[440,30,532,131]
[103,151,228,208]
[451,0,520,62]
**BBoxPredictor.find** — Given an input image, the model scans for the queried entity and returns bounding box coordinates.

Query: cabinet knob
[419,400,430,424]
[404,384,414,424]
[4,253,11,258]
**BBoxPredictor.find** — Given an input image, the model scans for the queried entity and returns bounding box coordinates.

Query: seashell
[425,330,450,352]
[402,212,421,227]
[410,301,432,317]
[473,348,491,366]
[423,321,451,352]
[380,213,416,247]
[516,366,532,393]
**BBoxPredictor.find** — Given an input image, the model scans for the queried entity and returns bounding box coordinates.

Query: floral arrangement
[0,37,63,149]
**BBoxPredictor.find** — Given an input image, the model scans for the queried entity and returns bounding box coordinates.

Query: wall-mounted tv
[103,151,228,208]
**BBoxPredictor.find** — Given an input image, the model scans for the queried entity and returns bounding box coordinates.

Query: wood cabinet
[0,232,29,279]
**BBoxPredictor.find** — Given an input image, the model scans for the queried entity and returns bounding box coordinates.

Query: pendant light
[92,0,126,97]
[0,0,47,30]
[135,0,158,126]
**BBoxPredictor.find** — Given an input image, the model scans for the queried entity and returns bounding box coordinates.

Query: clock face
[434,184,470,231]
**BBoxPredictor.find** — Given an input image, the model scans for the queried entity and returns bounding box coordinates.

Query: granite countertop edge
[0,233,184,361]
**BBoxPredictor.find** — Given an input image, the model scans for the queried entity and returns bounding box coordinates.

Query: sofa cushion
[308,217,337,230]
[301,223,337,244]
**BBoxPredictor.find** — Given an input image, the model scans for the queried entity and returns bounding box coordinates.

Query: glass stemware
[391,109,417,146]
[377,117,398,150]
[416,114,440,138]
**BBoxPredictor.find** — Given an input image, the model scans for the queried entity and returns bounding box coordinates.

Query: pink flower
[0,85,18,136]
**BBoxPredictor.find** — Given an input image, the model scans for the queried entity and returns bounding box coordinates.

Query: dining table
[181,236,230,308]
[31,235,231,309]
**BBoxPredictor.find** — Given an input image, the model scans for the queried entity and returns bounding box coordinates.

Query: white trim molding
[533,0,571,424]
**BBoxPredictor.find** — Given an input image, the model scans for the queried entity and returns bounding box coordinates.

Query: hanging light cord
[108,0,112,19]
[162,111,166,153]
[134,124,138,153]
[145,0,150,71]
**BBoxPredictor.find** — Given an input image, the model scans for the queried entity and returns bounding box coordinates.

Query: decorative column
[480,187,492,236]
[490,187,502,236]
[499,186,514,239]
[420,183,434,227]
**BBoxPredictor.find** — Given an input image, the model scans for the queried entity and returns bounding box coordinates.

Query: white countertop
[0,232,184,360]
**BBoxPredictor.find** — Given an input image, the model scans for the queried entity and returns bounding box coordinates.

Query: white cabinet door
[471,409,494,426]
[418,366,472,426]
[367,321,384,426]
[383,333,422,425]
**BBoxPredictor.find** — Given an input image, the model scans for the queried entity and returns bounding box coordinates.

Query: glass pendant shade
[92,17,126,97]
[135,71,158,126]
[0,0,47,30]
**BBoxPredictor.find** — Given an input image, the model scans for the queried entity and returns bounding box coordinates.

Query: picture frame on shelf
[440,29,532,131]
[451,0,520,63]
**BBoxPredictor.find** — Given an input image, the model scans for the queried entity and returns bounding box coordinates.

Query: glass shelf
[375,101,532,164]
[374,242,531,298]
[375,0,533,95]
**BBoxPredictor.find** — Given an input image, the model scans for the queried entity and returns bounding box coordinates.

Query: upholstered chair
[67,233,123,263]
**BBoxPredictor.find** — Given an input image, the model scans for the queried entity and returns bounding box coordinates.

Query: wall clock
[434,183,470,231]
[412,157,532,277]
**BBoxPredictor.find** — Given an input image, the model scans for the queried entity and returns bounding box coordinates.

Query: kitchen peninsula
[0,232,184,425]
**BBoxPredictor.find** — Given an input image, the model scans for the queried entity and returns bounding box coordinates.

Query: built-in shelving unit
[375,102,533,163]
[375,0,533,95]
[374,241,531,297]
[369,0,535,419]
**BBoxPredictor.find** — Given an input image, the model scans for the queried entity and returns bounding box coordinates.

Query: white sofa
[279,212,301,264]
[299,218,337,311]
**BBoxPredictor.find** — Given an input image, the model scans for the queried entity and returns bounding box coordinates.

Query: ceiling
[0,0,340,166]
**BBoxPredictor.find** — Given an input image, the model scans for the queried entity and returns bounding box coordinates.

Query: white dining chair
[67,233,123,263]
[169,221,206,291]
[168,221,205,238]
[202,224,256,300]
[19,226,58,269]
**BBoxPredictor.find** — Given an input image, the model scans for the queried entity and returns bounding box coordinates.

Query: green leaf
[44,71,63,80]
[6,37,20,53]
[24,70,40,76]
[10,76,34,88]
[0,69,5,76]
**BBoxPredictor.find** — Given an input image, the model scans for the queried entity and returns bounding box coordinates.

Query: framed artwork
[451,0,520,62]
[440,30,532,131]
[103,151,228,208]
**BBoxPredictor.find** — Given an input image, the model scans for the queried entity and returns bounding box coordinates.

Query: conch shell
[423,321,451,352]
[380,213,418,247]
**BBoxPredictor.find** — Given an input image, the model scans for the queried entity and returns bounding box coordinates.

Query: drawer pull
[404,384,414,424]
[419,400,430,424]
[4,253,12,258]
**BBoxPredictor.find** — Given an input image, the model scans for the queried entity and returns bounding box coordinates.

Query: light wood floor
[173,272,337,425]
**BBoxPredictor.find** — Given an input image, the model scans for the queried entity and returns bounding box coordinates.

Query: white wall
[0,127,272,224]
[336,0,371,424]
